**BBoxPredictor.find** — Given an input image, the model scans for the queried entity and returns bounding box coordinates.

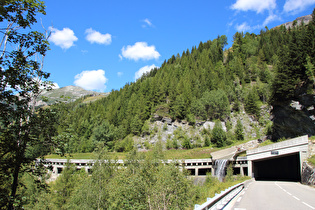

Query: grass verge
[193,175,250,206]
[308,155,315,167]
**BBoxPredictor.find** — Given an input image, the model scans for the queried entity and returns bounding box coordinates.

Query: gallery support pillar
[248,160,253,178]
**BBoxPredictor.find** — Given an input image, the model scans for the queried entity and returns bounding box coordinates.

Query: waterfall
[214,159,228,181]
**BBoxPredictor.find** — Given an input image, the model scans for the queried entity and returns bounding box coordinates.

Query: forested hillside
[51,10,315,153]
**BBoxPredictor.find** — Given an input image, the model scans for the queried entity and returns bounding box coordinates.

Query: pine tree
[211,121,227,147]
[235,119,244,141]
[245,89,260,117]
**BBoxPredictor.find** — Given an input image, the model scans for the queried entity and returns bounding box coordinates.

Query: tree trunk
[8,158,21,210]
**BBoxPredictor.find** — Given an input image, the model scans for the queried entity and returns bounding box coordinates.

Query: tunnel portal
[247,135,309,182]
[253,152,301,181]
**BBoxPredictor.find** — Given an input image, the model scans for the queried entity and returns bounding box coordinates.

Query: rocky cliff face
[302,162,315,186]
[135,105,270,151]
[271,95,315,141]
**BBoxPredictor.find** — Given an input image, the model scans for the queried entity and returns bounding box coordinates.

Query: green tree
[105,151,194,209]
[51,160,78,209]
[90,121,116,150]
[201,89,230,120]
[204,135,211,147]
[130,114,143,135]
[245,89,260,118]
[211,120,227,147]
[18,162,52,209]
[305,55,315,85]
[182,136,192,149]
[235,119,244,141]
[225,163,234,182]
[172,94,186,120]
[68,150,117,210]
[0,1,57,208]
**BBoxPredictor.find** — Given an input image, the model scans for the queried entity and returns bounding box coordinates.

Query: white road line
[292,196,300,201]
[275,182,283,189]
[302,202,315,209]
[237,197,242,202]
[277,182,313,209]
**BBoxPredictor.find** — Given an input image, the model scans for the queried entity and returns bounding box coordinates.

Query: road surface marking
[292,196,300,201]
[286,192,292,196]
[302,202,315,209]
[237,197,242,202]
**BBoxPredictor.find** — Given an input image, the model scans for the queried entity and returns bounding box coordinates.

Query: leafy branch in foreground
[0,1,60,208]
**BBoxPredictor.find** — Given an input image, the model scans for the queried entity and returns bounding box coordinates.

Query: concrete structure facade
[44,158,248,181]
[246,135,309,180]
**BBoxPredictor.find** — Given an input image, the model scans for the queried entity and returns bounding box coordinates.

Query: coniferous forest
[1,1,315,208]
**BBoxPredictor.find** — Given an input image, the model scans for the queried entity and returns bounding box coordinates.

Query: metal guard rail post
[194,182,244,210]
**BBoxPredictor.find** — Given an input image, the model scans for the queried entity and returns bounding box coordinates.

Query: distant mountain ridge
[36,85,107,106]
[274,14,312,29]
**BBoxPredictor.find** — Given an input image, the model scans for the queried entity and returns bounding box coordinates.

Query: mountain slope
[36,85,107,106]
[274,14,312,29]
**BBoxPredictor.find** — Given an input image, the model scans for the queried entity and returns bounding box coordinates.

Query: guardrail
[194,182,244,210]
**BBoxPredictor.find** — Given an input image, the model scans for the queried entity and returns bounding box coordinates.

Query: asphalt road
[229,180,315,210]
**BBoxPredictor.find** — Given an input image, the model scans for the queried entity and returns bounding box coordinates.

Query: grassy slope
[45,138,259,160]
[45,147,215,160]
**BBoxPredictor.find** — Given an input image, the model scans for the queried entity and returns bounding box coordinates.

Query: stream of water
[214,159,228,181]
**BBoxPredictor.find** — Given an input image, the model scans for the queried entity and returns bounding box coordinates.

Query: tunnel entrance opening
[253,152,301,181]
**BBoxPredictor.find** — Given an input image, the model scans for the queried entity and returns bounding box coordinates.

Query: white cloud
[142,18,153,28]
[135,64,158,80]
[231,0,276,13]
[85,28,112,45]
[49,27,78,50]
[117,72,123,77]
[121,42,160,61]
[262,13,281,26]
[81,50,88,54]
[235,22,252,32]
[52,83,60,89]
[283,0,315,14]
[33,77,59,90]
[74,69,108,91]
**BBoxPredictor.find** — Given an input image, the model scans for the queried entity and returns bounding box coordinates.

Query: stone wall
[301,162,315,185]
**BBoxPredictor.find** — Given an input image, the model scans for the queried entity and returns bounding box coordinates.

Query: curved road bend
[229,180,315,210]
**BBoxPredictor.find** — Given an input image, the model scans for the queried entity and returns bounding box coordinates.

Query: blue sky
[38,0,315,92]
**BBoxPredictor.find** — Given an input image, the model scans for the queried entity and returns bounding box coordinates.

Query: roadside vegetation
[308,155,315,167]
[24,149,250,209]
[194,174,250,206]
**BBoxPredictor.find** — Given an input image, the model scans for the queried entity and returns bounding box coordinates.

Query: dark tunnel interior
[253,152,301,181]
